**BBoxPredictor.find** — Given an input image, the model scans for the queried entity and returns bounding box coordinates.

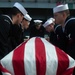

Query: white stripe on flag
[41,38,58,75]
[67,55,75,69]
[2,72,11,75]
[24,37,36,75]
[1,51,14,75]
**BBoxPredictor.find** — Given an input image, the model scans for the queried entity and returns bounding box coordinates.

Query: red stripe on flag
[0,63,11,74]
[55,47,69,75]
[12,42,26,75]
[62,67,74,75]
[35,38,46,75]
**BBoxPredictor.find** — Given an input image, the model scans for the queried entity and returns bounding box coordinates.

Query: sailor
[0,2,27,59]
[30,20,45,38]
[10,14,32,49]
[53,4,75,59]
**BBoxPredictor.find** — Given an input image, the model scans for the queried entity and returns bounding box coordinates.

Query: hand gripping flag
[0,37,75,75]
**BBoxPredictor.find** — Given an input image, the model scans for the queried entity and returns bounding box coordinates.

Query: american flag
[0,37,75,75]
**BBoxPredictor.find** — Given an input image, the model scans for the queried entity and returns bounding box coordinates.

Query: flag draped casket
[0,37,75,75]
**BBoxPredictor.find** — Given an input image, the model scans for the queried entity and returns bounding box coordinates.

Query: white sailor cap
[34,20,42,23]
[43,18,54,28]
[48,17,55,22]
[13,2,27,16]
[24,14,32,21]
[53,4,69,13]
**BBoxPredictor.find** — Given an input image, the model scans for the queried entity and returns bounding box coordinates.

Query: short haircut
[11,7,24,16]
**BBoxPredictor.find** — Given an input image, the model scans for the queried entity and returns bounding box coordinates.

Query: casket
[0,37,75,75]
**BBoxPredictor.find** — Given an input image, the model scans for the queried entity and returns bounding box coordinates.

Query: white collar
[3,15,13,23]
